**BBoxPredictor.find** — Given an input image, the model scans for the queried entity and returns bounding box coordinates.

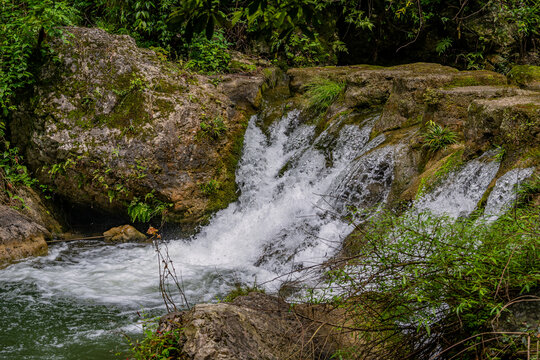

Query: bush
[185,31,231,74]
[310,206,539,358]
[303,78,345,112]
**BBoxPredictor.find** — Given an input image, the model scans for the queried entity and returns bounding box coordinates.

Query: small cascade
[483,167,534,221]
[414,151,501,218]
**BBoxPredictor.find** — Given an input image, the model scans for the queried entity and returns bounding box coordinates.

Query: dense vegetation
[310,201,539,359]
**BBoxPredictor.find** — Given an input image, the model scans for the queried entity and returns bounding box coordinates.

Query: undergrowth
[125,315,187,360]
[307,205,539,359]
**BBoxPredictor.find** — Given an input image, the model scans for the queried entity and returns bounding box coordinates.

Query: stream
[0,110,530,359]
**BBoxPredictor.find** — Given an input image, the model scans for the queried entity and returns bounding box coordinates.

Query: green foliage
[199,179,221,197]
[515,174,540,206]
[435,37,452,56]
[127,191,171,223]
[303,78,345,112]
[185,31,231,74]
[507,65,540,87]
[422,121,458,152]
[70,0,177,48]
[316,206,539,358]
[0,0,76,115]
[198,116,227,139]
[126,316,186,360]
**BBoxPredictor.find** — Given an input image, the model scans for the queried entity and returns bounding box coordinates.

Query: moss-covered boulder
[10,27,275,229]
[507,65,540,90]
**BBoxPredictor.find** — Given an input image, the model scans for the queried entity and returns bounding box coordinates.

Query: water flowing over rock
[484,167,535,220]
[414,151,501,218]
[1,33,538,356]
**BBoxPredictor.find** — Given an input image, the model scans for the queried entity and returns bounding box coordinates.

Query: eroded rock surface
[103,224,147,242]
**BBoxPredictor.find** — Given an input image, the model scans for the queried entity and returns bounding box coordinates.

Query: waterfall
[0,111,394,358]
[0,109,531,358]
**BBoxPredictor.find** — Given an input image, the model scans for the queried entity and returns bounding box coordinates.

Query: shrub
[185,31,231,74]
[422,121,458,152]
[303,78,345,112]
[310,206,539,358]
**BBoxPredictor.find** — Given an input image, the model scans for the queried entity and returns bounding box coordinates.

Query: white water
[0,112,395,326]
[414,151,500,218]
[483,167,534,221]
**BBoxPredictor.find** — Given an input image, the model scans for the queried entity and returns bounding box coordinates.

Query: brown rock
[0,205,50,267]
[11,27,276,230]
[158,292,343,360]
[103,225,147,242]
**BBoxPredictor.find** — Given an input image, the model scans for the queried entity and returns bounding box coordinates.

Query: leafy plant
[126,315,186,360]
[0,0,76,115]
[311,205,539,358]
[185,31,231,74]
[435,37,452,56]
[198,116,227,139]
[199,179,221,197]
[127,191,171,223]
[422,121,458,152]
[303,77,345,112]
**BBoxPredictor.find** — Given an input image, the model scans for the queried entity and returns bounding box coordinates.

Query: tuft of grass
[422,121,458,152]
[199,179,221,197]
[303,77,345,112]
[222,284,265,303]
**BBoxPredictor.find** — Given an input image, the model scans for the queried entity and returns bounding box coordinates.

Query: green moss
[204,122,248,215]
[446,72,506,88]
[507,65,540,87]
[221,284,265,303]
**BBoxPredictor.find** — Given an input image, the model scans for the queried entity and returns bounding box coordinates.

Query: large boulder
[11,27,275,229]
[0,205,50,266]
[158,292,345,360]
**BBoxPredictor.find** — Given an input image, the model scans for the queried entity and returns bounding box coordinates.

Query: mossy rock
[507,65,540,90]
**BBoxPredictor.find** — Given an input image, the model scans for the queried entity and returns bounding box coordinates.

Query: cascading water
[0,111,395,359]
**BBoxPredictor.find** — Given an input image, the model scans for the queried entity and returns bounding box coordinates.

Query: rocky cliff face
[286,63,538,208]
[11,27,275,229]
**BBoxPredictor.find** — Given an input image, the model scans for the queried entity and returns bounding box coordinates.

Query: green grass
[422,121,458,152]
[303,78,345,112]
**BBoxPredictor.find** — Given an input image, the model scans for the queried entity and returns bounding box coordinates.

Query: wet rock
[103,225,147,242]
[0,206,50,266]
